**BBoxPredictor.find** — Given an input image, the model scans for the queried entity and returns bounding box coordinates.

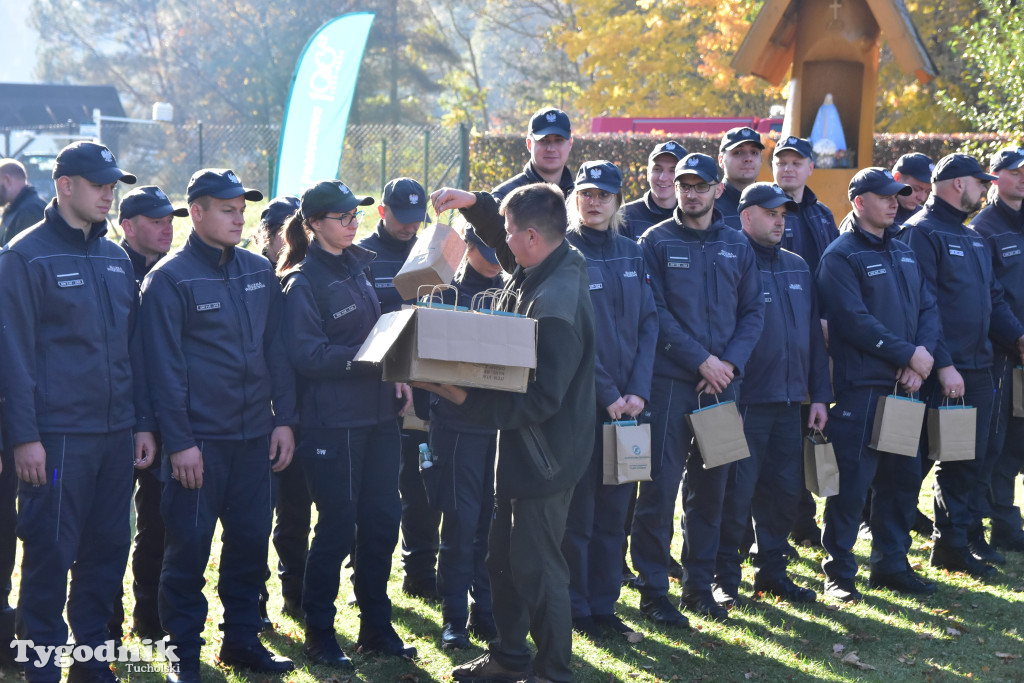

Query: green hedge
[470,132,1015,199]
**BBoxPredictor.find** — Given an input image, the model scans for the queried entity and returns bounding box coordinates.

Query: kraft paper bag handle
[605,419,639,427]
[891,382,920,401]
[940,396,967,409]
[808,427,828,444]
[471,287,522,317]
[696,390,722,410]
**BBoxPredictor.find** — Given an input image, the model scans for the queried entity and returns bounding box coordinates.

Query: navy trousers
[159,437,274,662]
[299,422,401,637]
[631,376,701,597]
[929,368,995,547]
[423,425,494,626]
[17,431,134,682]
[717,402,802,592]
[0,447,16,645]
[563,415,635,618]
[398,429,441,585]
[821,387,924,580]
[273,454,311,606]
[986,354,1024,537]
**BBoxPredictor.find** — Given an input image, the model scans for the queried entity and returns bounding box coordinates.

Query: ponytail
[276,212,311,277]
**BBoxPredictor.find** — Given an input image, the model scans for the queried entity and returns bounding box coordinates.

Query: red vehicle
[590,116,783,135]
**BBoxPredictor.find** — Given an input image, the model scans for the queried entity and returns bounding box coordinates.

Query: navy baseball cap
[528,107,571,139]
[649,140,687,163]
[932,153,997,182]
[53,141,136,184]
[737,182,798,213]
[300,180,373,219]
[118,185,188,223]
[848,167,912,200]
[990,146,1024,173]
[186,168,263,204]
[774,136,813,159]
[674,153,720,183]
[574,160,623,194]
[382,177,429,224]
[892,153,935,183]
[464,225,499,264]
[720,127,765,153]
[260,195,300,229]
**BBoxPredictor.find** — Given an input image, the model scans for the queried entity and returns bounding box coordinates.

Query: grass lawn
[32,473,1011,682]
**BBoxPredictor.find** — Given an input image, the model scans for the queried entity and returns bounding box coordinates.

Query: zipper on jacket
[225,268,251,434]
[89,250,114,429]
[701,242,714,350]
[773,259,794,405]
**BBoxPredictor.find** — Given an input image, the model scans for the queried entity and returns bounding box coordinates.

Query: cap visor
[674,170,716,183]
[530,127,569,139]
[208,187,264,202]
[85,167,137,185]
[391,206,428,224]
[974,171,998,181]
[172,206,190,217]
[479,245,499,264]
[773,145,809,158]
[722,140,765,152]
[575,180,621,195]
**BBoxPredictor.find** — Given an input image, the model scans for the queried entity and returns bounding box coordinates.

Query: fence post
[197,121,204,167]
[458,122,470,190]
[380,137,387,194]
[423,128,431,191]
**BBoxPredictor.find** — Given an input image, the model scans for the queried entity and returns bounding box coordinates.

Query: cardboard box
[354,305,537,392]
[393,222,466,300]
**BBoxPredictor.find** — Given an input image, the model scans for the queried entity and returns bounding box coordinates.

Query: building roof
[0,83,125,128]
[732,0,937,85]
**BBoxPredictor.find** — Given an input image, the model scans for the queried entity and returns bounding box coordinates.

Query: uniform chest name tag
[764,291,772,303]
[374,278,394,289]
[948,245,964,257]
[196,302,221,312]
[589,283,603,290]
[866,263,886,277]
[1002,245,1021,258]
[57,278,85,288]
[333,304,357,319]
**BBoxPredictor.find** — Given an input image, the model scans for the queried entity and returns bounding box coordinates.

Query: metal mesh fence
[0,121,467,202]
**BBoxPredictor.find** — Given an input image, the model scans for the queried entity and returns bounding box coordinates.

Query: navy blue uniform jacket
[621,191,674,242]
[356,221,416,314]
[567,225,658,409]
[0,201,155,445]
[816,215,940,394]
[491,162,574,202]
[742,237,832,405]
[971,196,1024,356]
[717,182,743,231]
[282,239,399,429]
[902,196,1024,370]
[639,208,764,385]
[781,186,839,274]
[140,232,297,454]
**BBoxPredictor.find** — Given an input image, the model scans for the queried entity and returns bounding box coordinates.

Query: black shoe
[166,660,201,683]
[401,576,440,602]
[912,510,934,537]
[752,576,816,603]
[968,534,1006,565]
[452,652,527,681]
[667,558,684,580]
[622,568,638,588]
[67,665,119,682]
[639,595,690,628]
[991,530,1024,552]
[681,590,729,621]
[282,597,304,621]
[572,615,602,639]
[467,610,497,642]
[130,618,166,642]
[441,622,471,650]
[823,577,862,602]
[304,629,354,670]
[711,583,738,608]
[217,641,294,674]
[781,542,799,559]
[931,543,997,578]
[868,569,937,595]
[593,613,643,641]
[791,528,823,548]
[0,638,19,669]
[357,626,417,659]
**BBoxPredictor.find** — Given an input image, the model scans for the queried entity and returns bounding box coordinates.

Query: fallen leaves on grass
[995,652,1020,661]
[947,627,962,637]
[840,652,877,671]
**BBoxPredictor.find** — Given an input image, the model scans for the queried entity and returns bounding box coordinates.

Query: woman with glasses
[562,161,658,640]
[277,180,415,670]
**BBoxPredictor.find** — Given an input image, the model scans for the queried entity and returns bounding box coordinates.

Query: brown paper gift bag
[927,399,976,462]
[686,396,750,469]
[1013,366,1024,418]
[868,385,926,457]
[602,421,652,485]
[803,429,839,497]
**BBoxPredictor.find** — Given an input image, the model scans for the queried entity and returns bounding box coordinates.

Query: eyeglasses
[579,189,615,203]
[676,182,716,194]
[323,210,363,227]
